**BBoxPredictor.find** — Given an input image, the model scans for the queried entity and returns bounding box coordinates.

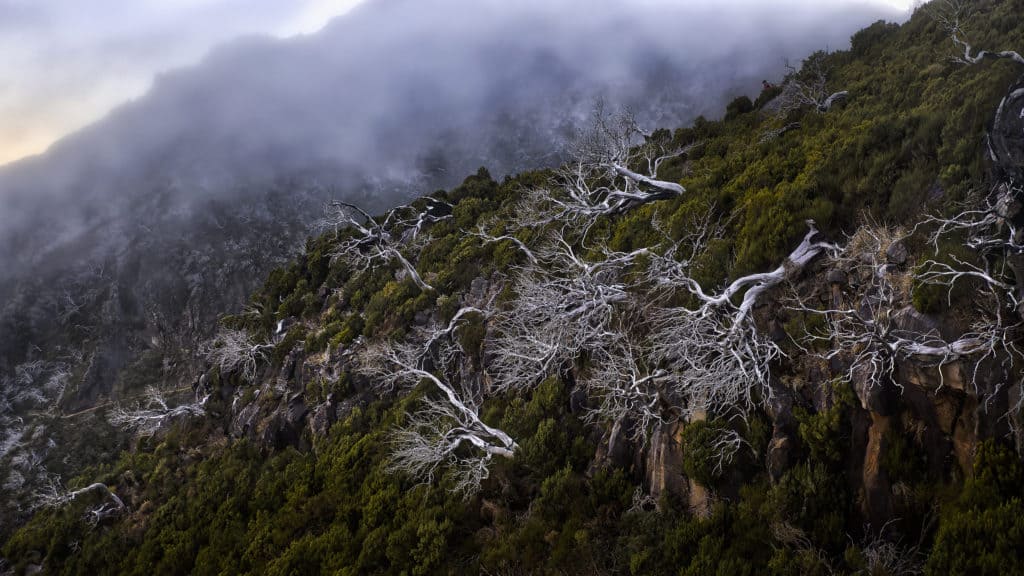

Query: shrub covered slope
[5,2,1024,574]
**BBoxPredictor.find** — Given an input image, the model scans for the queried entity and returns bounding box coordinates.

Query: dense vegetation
[5,1,1024,574]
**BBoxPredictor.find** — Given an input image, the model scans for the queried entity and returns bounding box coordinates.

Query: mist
[0,0,904,258]
[0,0,905,382]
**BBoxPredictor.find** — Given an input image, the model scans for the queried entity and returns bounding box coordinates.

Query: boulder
[825,269,847,286]
[885,240,908,265]
[469,276,490,304]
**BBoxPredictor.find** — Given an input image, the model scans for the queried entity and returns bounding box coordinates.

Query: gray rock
[645,422,688,503]
[885,241,908,265]
[825,269,847,285]
[996,187,1022,220]
[851,364,898,415]
[893,306,940,336]
[308,399,337,439]
[469,277,489,303]
[230,401,261,438]
[286,399,308,425]
[766,388,794,429]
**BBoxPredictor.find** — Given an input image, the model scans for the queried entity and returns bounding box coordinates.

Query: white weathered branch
[108,387,207,437]
[777,55,849,114]
[582,337,670,443]
[321,199,446,292]
[514,105,690,233]
[708,428,750,478]
[35,477,127,526]
[648,222,834,418]
[792,223,1022,394]
[932,0,1024,66]
[358,316,516,497]
[469,222,539,265]
[487,235,652,393]
[200,327,273,382]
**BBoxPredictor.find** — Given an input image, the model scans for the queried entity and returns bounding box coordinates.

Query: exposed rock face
[687,479,712,519]
[644,421,688,504]
[861,412,893,528]
[766,433,793,483]
[286,398,308,428]
[885,241,908,265]
[952,395,979,475]
[308,396,337,440]
[900,383,957,479]
[851,364,898,415]
[230,401,261,438]
[469,277,490,304]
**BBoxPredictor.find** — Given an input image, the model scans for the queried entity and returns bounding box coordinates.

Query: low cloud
[0,0,905,286]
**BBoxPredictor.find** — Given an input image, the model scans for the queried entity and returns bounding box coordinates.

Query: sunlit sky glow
[0,0,912,167]
[0,0,365,166]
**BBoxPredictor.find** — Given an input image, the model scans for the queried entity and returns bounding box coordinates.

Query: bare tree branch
[358,309,516,497]
[581,336,670,443]
[932,0,1024,66]
[200,327,274,382]
[648,222,836,418]
[487,232,652,394]
[776,54,849,115]
[708,428,750,478]
[320,197,451,291]
[791,223,1021,396]
[34,477,127,527]
[512,105,692,234]
[108,387,207,437]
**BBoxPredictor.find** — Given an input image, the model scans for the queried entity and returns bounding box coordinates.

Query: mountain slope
[0,0,901,539]
[5,1,1024,574]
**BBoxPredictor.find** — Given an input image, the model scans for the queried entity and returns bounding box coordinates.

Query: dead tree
[468,220,539,266]
[917,185,1024,309]
[487,234,653,394]
[108,387,208,437]
[321,198,450,292]
[580,336,670,444]
[358,309,516,496]
[792,224,1020,395]
[777,54,849,115]
[931,0,1024,171]
[648,222,838,418]
[707,428,751,478]
[512,105,691,232]
[931,0,1024,67]
[200,327,274,382]
[34,477,126,527]
[8,359,70,412]
[918,188,1024,255]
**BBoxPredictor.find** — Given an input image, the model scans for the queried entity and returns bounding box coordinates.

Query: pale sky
[0,0,365,166]
[0,0,913,167]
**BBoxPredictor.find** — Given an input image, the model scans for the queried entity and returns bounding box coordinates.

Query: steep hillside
[4,1,1024,574]
[0,0,895,531]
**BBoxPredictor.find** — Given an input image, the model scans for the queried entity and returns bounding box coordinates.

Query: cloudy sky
[0,0,364,165]
[0,0,914,167]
